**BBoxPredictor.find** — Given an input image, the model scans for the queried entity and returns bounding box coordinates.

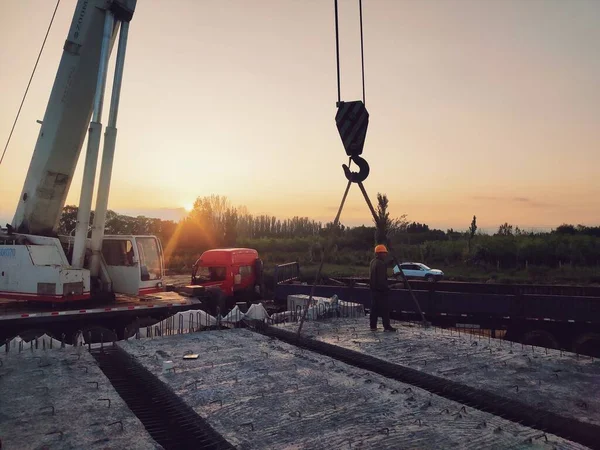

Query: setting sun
[184,203,194,212]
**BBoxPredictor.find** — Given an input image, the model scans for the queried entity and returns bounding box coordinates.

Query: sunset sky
[1,0,599,231]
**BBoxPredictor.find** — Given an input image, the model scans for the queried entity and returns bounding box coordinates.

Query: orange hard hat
[374,244,388,253]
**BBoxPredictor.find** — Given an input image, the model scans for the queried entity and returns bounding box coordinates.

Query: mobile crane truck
[0,0,214,344]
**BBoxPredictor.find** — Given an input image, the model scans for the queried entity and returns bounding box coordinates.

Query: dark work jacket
[369,258,389,293]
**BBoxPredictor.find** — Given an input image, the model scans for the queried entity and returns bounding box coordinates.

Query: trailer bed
[0,291,205,343]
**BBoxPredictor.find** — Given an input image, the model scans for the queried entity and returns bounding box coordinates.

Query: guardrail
[274,264,600,324]
[330,277,600,297]
[274,262,300,285]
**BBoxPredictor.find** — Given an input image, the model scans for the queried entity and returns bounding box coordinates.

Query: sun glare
[184,203,194,212]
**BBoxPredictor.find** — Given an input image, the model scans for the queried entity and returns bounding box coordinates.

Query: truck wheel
[572,332,600,357]
[521,329,559,350]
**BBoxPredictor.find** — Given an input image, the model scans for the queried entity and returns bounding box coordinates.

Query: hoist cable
[357,181,377,221]
[334,0,341,104]
[0,0,61,166]
[359,0,366,105]
[297,179,353,335]
[334,0,367,106]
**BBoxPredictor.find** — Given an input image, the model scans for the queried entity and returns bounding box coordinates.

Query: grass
[293,264,369,281]
[167,257,600,286]
[441,265,600,285]
[278,263,600,285]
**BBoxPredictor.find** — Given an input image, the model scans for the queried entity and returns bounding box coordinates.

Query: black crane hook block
[336,100,370,183]
[343,156,370,183]
[335,100,369,157]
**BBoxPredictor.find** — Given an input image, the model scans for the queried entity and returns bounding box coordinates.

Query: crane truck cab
[190,248,264,311]
[99,235,165,295]
[0,231,166,303]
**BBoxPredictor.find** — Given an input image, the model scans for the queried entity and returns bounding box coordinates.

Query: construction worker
[369,244,396,331]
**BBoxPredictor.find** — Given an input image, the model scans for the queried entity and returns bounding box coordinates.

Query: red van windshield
[196,266,227,282]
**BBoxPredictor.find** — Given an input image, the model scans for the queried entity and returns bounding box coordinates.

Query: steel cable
[1,0,61,166]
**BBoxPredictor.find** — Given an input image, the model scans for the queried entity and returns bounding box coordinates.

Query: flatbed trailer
[274,262,600,356]
[0,291,207,344]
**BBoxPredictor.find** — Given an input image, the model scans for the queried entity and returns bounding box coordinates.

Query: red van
[191,248,263,307]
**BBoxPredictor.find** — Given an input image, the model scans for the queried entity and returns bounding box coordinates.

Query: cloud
[471,196,551,208]
[325,205,364,213]
[471,195,501,201]
[114,207,187,222]
[513,197,533,203]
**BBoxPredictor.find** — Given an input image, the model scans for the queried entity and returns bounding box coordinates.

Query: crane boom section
[12,0,134,236]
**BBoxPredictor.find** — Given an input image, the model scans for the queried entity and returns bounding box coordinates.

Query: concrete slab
[120,330,588,449]
[0,347,162,450]
[279,317,600,428]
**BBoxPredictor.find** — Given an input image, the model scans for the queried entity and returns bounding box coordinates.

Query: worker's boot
[384,326,397,332]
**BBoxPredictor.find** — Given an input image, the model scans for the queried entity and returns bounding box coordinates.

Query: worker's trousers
[370,291,391,329]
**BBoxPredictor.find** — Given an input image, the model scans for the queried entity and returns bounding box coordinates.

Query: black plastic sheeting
[254,323,600,450]
[92,346,234,450]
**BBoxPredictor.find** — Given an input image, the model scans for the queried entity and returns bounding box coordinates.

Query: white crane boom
[1,0,167,303]
[12,0,135,236]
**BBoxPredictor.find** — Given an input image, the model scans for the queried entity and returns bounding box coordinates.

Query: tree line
[58,195,600,274]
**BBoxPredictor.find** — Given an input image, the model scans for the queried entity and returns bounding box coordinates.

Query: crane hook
[342,155,370,183]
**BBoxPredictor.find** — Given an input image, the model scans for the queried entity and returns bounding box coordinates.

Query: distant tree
[190,195,231,232]
[496,223,514,236]
[468,215,477,253]
[189,195,237,246]
[344,225,376,249]
[374,193,407,249]
[222,208,238,246]
[57,205,95,236]
[446,228,461,241]
[58,205,79,235]
[579,226,600,238]
[555,224,578,235]
[406,222,430,233]
[427,229,448,241]
[322,221,345,237]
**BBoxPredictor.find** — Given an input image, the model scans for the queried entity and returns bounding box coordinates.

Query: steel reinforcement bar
[92,346,234,450]
[253,322,600,450]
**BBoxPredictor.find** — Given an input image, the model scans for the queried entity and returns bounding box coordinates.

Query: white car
[393,262,444,282]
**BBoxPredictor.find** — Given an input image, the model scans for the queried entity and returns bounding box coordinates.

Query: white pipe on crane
[71,11,115,269]
[90,20,130,278]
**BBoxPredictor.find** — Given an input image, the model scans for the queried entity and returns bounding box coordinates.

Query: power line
[0,0,61,166]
